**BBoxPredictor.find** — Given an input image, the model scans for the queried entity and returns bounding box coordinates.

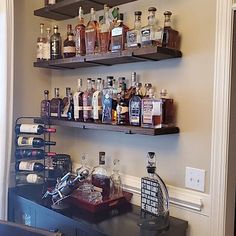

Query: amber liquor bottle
[50,88,63,118]
[85,8,99,54]
[73,78,84,121]
[40,90,50,119]
[50,25,62,59]
[83,78,94,122]
[75,7,86,56]
[63,24,76,58]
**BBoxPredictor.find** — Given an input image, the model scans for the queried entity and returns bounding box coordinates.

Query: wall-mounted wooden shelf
[34,0,137,20]
[34,46,182,70]
[34,118,179,136]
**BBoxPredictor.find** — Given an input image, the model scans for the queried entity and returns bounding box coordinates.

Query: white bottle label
[20,124,39,133]
[17,137,34,146]
[26,174,38,183]
[19,162,35,171]
[92,91,101,119]
[112,27,123,37]
[83,106,92,111]
[142,99,153,124]
[48,0,56,4]
[43,42,50,60]
[63,46,76,54]
[153,100,161,116]
[37,42,43,59]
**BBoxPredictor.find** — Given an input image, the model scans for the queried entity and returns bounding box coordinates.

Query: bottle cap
[118,13,124,21]
[135,11,142,16]
[87,78,92,81]
[148,7,157,12]
[44,90,49,95]
[164,11,172,16]
[53,25,58,29]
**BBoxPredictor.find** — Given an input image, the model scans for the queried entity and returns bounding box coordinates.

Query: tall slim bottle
[61,87,71,118]
[50,25,62,60]
[73,78,84,121]
[40,90,50,119]
[83,78,93,122]
[43,28,51,60]
[37,23,45,61]
[92,78,103,122]
[75,7,86,56]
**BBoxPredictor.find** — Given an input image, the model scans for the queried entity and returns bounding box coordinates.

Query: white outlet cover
[185,167,205,192]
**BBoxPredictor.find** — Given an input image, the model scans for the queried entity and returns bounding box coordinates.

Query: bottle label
[19,162,35,171]
[112,27,123,37]
[117,104,128,114]
[154,30,163,45]
[37,42,43,59]
[17,137,34,146]
[92,91,102,119]
[85,29,95,33]
[50,112,58,117]
[63,46,76,54]
[51,41,60,56]
[83,106,92,111]
[43,42,50,60]
[20,124,39,133]
[26,174,38,183]
[127,31,138,47]
[130,100,141,123]
[102,95,112,122]
[48,0,56,4]
[142,99,153,124]
[141,29,151,43]
[153,100,161,116]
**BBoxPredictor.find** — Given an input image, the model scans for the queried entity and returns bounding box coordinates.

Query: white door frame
[210,0,234,235]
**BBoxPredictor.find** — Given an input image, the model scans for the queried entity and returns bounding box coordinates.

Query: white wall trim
[121,174,210,216]
[210,0,233,235]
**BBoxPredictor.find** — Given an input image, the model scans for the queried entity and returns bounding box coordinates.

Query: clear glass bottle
[110,159,123,198]
[43,28,51,60]
[92,78,103,122]
[141,7,163,47]
[127,11,142,48]
[50,88,63,118]
[37,23,45,61]
[111,13,129,52]
[67,92,74,120]
[73,78,84,121]
[83,78,94,122]
[50,25,62,59]
[98,5,113,53]
[102,76,114,124]
[40,90,50,119]
[92,151,110,200]
[162,11,180,50]
[129,82,142,126]
[61,87,71,118]
[75,7,86,56]
[85,8,99,54]
[63,24,76,58]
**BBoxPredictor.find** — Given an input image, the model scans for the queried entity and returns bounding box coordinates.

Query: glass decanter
[110,159,123,198]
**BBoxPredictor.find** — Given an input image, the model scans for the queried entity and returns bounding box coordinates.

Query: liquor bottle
[162,11,180,50]
[67,93,74,120]
[73,78,84,121]
[110,159,123,198]
[75,7,86,56]
[61,87,71,118]
[43,28,51,60]
[40,90,50,119]
[16,136,56,148]
[92,78,103,122]
[117,82,129,125]
[50,25,62,60]
[37,23,45,61]
[63,24,76,58]
[91,79,96,92]
[159,89,174,126]
[15,161,45,172]
[111,13,129,52]
[141,88,162,128]
[129,82,142,126]
[15,149,56,159]
[98,5,113,53]
[15,124,56,135]
[85,8,99,54]
[126,72,138,100]
[50,88,63,118]
[16,173,44,185]
[127,11,142,48]
[141,7,163,47]
[44,0,56,6]
[83,78,93,122]
[102,76,114,124]
[92,151,110,199]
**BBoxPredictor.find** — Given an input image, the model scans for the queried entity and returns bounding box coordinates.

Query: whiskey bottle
[92,151,110,200]
[127,11,142,48]
[129,82,142,126]
[15,149,56,159]
[37,23,45,61]
[85,8,99,54]
[102,76,114,124]
[43,28,51,60]
[110,159,122,198]
[16,161,45,172]
[116,82,129,125]
[63,24,76,58]
[98,5,113,53]
[141,7,163,47]
[162,11,180,50]
[50,25,62,60]
[83,78,93,122]
[50,88,63,118]
[92,78,103,122]
[16,136,56,148]
[61,87,71,118]
[15,124,56,135]
[73,78,84,121]
[67,93,74,120]
[75,7,86,56]
[111,13,129,52]
[40,90,50,119]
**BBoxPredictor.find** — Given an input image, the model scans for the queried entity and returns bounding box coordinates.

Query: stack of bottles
[40,72,175,129]
[36,5,180,61]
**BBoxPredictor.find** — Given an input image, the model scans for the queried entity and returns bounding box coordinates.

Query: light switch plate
[185,167,205,192]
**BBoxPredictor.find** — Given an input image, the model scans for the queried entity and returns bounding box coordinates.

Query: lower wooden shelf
[34,118,180,136]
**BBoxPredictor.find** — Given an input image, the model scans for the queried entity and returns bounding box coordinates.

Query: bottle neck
[148,12,156,26]
[87,80,92,91]
[90,10,96,22]
[134,15,141,29]
[164,15,171,28]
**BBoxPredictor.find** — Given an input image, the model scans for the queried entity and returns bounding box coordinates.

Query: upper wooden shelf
[34,118,180,136]
[34,46,182,69]
[34,0,137,20]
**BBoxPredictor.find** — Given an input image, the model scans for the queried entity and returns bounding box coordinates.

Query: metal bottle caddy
[139,152,170,232]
